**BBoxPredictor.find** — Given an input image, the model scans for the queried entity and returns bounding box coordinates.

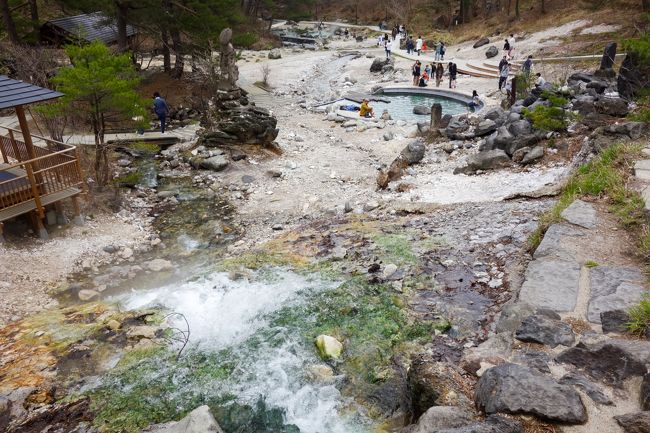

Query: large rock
[200,105,279,147]
[453,149,510,175]
[474,119,497,137]
[485,46,498,58]
[556,341,648,386]
[407,355,474,420]
[445,116,469,138]
[405,406,474,433]
[413,105,431,115]
[614,412,650,433]
[315,334,343,360]
[520,145,544,164]
[268,49,281,59]
[475,363,587,424]
[473,37,490,49]
[595,42,617,78]
[588,265,645,323]
[143,405,224,433]
[371,57,392,73]
[515,314,575,348]
[560,199,597,229]
[377,140,426,189]
[507,119,532,136]
[603,122,646,140]
[572,95,596,115]
[483,107,506,124]
[199,155,229,171]
[506,134,539,157]
[618,51,650,100]
[600,309,630,334]
[594,97,629,117]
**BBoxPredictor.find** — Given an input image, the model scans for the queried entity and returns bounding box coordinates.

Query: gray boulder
[402,141,426,164]
[619,51,650,100]
[0,396,10,432]
[370,57,391,73]
[268,49,282,59]
[474,119,497,137]
[507,119,532,136]
[614,412,650,433]
[475,363,587,424]
[604,122,646,139]
[506,134,539,156]
[473,37,490,49]
[480,126,512,152]
[560,199,597,229]
[142,406,224,432]
[600,309,630,334]
[572,95,596,115]
[485,46,499,58]
[568,72,594,84]
[520,145,544,164]
[594,97,629,117]
[453,149,511,175]
[515,314,575,348]
[200,155,229,172]
[445,116,469,138]
[512,147,531,163]
[413,105,432,115]
[556,341,648,386]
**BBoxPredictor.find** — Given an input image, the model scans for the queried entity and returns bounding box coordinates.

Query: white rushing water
[117,269,369,433]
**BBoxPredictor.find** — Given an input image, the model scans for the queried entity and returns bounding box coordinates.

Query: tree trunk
[116,1,129,52]
[541,0,545,13]
[28,0,39,41]
[643,0,650,11]
[170,28,184,79]
[161,29,171,72]
[0,0,18,44]
[515,0,520,18]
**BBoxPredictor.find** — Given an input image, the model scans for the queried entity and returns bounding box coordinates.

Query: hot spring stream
[100,267,375,433]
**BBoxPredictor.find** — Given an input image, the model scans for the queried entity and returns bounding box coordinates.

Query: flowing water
[108,268,374,433]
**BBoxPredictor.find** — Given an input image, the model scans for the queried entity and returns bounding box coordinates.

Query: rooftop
[0,75,63,110]
[44,13,137,45]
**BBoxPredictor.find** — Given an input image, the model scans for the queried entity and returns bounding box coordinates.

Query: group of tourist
[497,52,546,95]
[411,60,457,89]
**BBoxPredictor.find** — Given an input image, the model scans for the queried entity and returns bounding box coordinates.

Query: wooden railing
[0,125,83,217]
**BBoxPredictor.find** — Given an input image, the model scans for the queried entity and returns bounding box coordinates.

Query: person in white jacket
[508,34,515,58]
[415,35,423,56]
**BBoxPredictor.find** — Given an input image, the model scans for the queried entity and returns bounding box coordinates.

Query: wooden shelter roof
[44,13,137,45]
[0,76,63,110]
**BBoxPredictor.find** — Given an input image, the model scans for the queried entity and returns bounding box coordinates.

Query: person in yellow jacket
[359,99,374,118]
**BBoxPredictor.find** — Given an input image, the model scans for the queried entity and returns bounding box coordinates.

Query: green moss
[585,260,599,268]
[114,171,142,188]
[232,32,259,48]
[130,141,160,153]
[218,251,309,271]
[372,233,418,265]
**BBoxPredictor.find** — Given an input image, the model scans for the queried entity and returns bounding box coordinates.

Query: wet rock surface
[515,314,575,347]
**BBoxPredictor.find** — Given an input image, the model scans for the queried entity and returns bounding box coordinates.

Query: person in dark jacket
[153,92,170,133]
[498,55,508,73]
[435,63,444,87]
[522,55,533,76]
[448,62,457,89]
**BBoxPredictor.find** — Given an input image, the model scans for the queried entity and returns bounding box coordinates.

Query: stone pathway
[519,198,647,324]
[634,147,650,210]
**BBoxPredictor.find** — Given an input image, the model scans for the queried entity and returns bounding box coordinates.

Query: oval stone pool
[371,92,470,121]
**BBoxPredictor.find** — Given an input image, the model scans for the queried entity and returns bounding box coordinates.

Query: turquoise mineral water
[372,93,468,120]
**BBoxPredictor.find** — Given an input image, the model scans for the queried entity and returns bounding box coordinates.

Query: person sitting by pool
[418,75,427,87]
[359,99,374,118]
[422,69,430,83]
[468,90,480,111]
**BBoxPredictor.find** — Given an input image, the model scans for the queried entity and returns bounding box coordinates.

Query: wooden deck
[0,125,84,224]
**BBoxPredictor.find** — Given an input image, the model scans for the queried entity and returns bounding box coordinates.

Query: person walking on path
[448,62,457,89]
[503,39,510,58]
[522,55,533,76]
[412,60,421,86]
[153,92,170,134]
[416,35,423,56]
[498,55,508,73]
[435,63,444,87]
[406,36,414,54]
[439,42,446,61]
[508,34,516,58]
[499,62,509,91]
[384,36,392,58]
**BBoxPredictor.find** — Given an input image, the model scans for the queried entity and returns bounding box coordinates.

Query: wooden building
[41,13,137,47]
[0,75,84,241]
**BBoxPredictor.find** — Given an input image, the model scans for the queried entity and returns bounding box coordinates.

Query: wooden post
[0,222,4,243]
[25,163,44,218]
[15,106,37,161]
[430,103,443,128]
[510,76,517,107]
[71,194,84,225]
[0,139,7,163]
